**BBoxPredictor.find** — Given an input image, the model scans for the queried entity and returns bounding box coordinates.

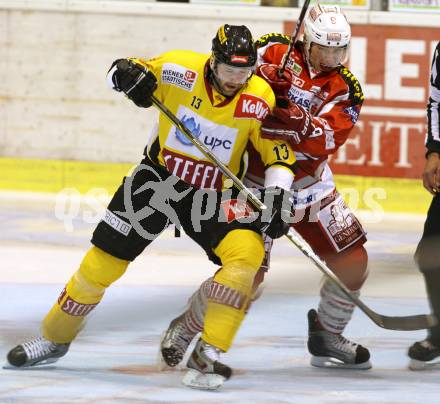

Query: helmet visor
[311,44,349,70]
[216,63,254,85]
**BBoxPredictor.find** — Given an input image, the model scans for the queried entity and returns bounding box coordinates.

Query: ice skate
[182,337,232,391]
[159,313,198,369]
[408,339,440,370]
[6,336,70,368]
[307,309,371,369]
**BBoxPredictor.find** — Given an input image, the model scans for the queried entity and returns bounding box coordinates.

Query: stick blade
[370,313,437,331]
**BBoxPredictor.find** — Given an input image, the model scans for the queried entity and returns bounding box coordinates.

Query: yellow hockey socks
[42,246,129,343]
[202,230,264,351]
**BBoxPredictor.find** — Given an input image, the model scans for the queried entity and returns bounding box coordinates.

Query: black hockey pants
[415,193,440,342]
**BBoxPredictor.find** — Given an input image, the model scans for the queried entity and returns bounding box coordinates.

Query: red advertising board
[284,22,440,179]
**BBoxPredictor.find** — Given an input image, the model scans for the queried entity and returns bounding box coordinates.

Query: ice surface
[1,191,439,403]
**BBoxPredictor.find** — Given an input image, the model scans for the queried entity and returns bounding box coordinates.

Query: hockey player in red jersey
[159,4,371,371]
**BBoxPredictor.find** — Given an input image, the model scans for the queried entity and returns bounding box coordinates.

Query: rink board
[0,157,431,214]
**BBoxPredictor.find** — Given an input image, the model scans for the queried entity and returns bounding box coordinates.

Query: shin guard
[182,277,212,335]
[317,279,359,334]
[202,230,264,351]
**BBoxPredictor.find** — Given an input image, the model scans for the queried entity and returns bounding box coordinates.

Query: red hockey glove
[261,98,315,145]
[256,63,292,96]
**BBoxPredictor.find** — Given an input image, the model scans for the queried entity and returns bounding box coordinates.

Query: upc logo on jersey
[174,114,234,152]
[162,63,198,92]
[234,94,270,121]
[165,106,238,165]
[176,115,202,145]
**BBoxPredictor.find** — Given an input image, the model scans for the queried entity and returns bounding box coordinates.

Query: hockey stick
[278,0,311,75]
[150,94,436,331]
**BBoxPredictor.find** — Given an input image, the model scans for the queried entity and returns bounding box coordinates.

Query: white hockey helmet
[303,4,351,71]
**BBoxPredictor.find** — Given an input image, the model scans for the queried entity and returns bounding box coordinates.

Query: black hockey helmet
[211,25,257,68]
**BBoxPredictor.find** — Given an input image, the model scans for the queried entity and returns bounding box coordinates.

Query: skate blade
[311,355,372,370]
[409,358,440,371]
[182,369,226,390]
[3,357,61,369]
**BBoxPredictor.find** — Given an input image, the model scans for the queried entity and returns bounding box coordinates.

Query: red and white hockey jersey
[246,34,364,201]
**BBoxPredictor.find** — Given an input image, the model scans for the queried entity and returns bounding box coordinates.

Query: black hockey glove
[257,186,293,239]
[109,59,157,108]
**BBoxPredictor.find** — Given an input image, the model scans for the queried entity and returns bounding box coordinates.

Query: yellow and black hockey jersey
[129,50,296,191]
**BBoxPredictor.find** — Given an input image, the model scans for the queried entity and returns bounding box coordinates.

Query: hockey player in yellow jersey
[6,25,296,390]
[135,47,285,191]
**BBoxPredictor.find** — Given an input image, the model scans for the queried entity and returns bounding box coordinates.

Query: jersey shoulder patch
[255,33,291,48]
[337,66,364,104]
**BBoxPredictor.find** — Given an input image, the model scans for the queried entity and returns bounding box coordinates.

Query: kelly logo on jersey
[162,63,198,92]
[234,94,270,121]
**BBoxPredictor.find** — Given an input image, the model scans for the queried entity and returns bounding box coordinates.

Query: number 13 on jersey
[273,144,290,160]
